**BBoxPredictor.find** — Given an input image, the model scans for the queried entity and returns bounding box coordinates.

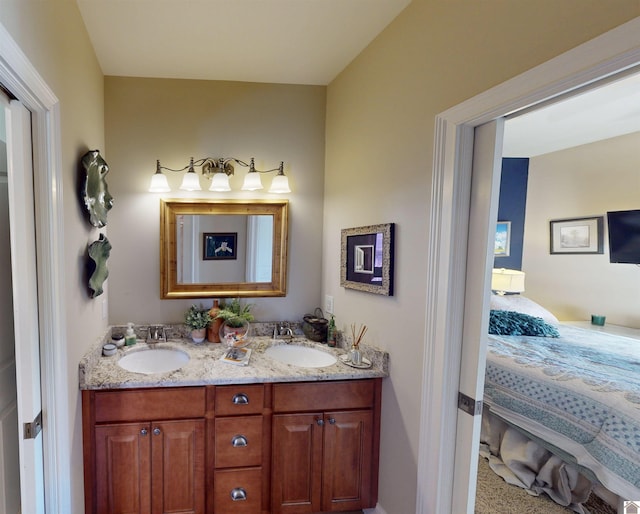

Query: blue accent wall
[494,158,529,270]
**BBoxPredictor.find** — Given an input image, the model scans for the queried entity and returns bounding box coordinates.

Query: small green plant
[184,304,213,330]
[215,298,254,328]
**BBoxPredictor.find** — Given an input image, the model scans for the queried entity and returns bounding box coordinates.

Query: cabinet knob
[232,393,249,405]
[140,428,148,436]
[231,435,248,447]
[328,417,336,424]
[153,427,161,436]
[230,487,247,501]
[316,419,324,426]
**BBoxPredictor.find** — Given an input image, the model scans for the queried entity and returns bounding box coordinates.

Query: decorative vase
[191,328,206,343]
[219,319,251,348]
[207,300,222,343]
[350,345,362,366]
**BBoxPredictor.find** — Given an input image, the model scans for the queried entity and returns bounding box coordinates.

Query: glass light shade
[179,170,202,191]
[241,172,263,191]
[268,174,291,193]
[209,172,231,191]
[148,172,171,193]
[491,268,525,294]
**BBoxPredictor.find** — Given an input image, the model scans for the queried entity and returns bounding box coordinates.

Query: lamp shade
[241,172,263,191]
[268,174,291,193]
[209,172,231,192]
[149,172,171,193]
[491,268,525,294]
[179,170,202,191]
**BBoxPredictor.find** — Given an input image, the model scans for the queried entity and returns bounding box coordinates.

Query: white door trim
[0,21,70,513]
[417,16,640,514]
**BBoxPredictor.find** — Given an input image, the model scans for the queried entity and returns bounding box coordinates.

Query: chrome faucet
[273,322,293,340]
[146,325,167,344]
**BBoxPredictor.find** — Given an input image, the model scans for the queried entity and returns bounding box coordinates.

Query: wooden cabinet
[83,387,206,514]
[83,379,381,514]
[212,384,269,514]
[271,380,381,514]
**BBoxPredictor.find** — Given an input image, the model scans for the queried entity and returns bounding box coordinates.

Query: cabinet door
[322,410,374,512]
[271,413,323,514]
[151,419,205,514]
[95,423,151,514]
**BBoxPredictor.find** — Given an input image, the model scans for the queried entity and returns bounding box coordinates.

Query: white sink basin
[265,345,337,368]
[118,348,190,374]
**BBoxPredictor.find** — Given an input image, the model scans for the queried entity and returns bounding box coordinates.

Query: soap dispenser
[125,322,137,346]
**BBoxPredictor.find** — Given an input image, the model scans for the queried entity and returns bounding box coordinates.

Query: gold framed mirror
[160,199,288,299]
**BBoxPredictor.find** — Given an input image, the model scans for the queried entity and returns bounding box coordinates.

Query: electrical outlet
[324,295,334,315]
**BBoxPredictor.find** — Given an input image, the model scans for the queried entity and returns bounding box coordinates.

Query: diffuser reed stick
[350,323,368,349]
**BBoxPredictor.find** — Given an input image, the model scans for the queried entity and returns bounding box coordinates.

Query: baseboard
[364,504,388,514]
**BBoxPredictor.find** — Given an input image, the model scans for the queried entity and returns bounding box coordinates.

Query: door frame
[0,22,70,513]
[417,16,640,514]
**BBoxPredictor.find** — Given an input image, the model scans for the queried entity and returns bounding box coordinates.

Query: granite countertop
[79,329,389,390]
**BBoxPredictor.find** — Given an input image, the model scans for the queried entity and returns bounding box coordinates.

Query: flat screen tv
[607,209,640,264]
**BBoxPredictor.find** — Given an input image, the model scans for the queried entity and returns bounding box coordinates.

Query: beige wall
[324,2,639,512]
[0,1,106,512]
[523,132,640,328]
[104,77,326,324]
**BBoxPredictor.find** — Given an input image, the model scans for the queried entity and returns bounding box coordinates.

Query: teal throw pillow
[489,310,560,337]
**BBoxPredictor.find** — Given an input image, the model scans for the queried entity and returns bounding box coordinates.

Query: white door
[0,90,21,514]
[5,96,46,514]
[451,119,504,513]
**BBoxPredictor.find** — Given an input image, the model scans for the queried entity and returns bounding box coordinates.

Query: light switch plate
[324,295,334,315]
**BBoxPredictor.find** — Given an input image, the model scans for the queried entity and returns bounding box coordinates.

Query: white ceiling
[75,1,640,154]
[503,71,640,157]
[76,0,411,86]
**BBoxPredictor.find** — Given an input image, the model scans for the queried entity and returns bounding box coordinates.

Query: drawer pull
[230,487,247,501]
[316,419,324,426]
[328,417,336,424]
[153,427,161,436]
[140,428,148,436]
[232,393,249,405]
[231,435,248,447]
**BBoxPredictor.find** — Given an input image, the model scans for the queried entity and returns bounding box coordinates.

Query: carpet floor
[474,455,617,514]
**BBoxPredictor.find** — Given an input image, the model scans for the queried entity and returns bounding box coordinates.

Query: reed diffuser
[350,323,367,365]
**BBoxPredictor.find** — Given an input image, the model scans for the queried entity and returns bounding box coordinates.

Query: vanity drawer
[272,380,375,413]
[214,467,262,513]
[215,384,265,416]
[215,416,263,468]
[94,387,205,423]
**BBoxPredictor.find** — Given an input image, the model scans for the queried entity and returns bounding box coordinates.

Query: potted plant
[215,299,254,347]
[184,304,212,343]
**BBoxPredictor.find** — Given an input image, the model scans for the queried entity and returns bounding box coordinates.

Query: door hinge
[23,411,42,440]
[458,392,482,416]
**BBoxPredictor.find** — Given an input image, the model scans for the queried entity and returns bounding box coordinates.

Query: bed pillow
[489,310,560,337]
[489,294,559,325]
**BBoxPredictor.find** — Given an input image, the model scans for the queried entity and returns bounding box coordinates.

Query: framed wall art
[494,221,511,257]
[549,216,603,254]
[203,232,237,260]
[340,223,395,296]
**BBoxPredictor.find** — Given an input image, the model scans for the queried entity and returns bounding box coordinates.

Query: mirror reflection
[160,199,288,299]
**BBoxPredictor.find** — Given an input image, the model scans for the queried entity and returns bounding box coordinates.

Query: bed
[481,298,640,511]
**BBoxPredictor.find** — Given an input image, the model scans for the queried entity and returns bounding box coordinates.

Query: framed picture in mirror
[341,223,395,296]
[203,232,237,260]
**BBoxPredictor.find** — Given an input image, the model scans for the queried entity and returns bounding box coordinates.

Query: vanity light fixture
[148,156,291,193]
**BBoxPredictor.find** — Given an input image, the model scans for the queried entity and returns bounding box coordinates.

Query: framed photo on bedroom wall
[203,232,237,260]
[494,221,511,257]
[549,216,604,254]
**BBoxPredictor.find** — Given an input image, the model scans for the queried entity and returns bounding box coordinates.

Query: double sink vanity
[80,326,389,514]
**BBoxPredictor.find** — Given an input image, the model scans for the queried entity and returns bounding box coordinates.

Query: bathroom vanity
[80,334,387,514]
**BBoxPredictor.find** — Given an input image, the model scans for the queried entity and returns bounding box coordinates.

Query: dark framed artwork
[340,223,395,296]
[203,232,237,260]
[549,216,603,254]
[494,221,511,257]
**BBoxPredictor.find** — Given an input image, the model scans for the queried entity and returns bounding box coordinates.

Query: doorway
[416,17,640,514]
